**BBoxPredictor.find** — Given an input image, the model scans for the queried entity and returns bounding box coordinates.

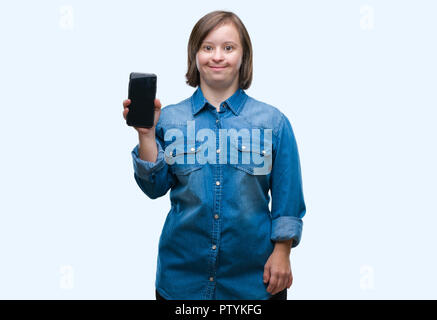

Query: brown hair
[185,10,253,89]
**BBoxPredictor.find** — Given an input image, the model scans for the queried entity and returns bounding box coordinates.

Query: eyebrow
[202,41,238,46]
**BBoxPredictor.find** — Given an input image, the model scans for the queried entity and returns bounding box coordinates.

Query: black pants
[155,288,287,300]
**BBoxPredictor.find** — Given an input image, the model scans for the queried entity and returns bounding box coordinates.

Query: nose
[212,48,224,61]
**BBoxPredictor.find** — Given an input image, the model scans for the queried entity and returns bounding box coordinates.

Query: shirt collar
[191,85,248,116]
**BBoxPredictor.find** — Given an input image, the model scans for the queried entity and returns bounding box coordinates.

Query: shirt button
[214,214,219,219]
[216,119,219,123]
[216,181,220,186]
[242,145,246,150]
[212,245,216,250]
[190,147,195,152]
[262,150,266,154]
[216,149,220,153]
[209,277,214,281]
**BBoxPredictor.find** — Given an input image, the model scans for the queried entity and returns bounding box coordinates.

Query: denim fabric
[131,86,306,300]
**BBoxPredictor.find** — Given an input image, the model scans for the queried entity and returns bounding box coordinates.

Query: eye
[203,45,212,51]
[225,45,233,51]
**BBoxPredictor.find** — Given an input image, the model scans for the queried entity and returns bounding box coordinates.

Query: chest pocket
[165,140,204,176]
[229,137,273,176]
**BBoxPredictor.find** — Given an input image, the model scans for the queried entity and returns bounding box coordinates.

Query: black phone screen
[127,72,156,128]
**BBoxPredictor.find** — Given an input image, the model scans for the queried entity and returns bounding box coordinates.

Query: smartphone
[126,72,157,128]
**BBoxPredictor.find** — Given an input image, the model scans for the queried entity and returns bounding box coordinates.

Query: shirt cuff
[271,216,303,248]
[131,141,166,182]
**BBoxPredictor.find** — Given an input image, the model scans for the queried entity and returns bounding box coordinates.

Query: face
[196,23,243,89]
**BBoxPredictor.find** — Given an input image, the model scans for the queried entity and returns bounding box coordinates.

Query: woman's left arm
[263,113,306,295]
[269,113,306,247]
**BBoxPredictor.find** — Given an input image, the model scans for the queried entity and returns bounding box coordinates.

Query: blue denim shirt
[131,86,306,300]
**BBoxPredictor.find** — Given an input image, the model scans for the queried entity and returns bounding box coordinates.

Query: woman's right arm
[123,99,176,199]
[123,98,160,162]
[138,133,158,163]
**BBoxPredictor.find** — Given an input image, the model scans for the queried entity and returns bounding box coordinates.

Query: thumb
[263,264,270,284]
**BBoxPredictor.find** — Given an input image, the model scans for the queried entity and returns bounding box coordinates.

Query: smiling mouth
[210,66,227,70]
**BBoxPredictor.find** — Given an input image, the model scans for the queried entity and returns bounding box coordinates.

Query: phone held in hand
[126,72,157,128]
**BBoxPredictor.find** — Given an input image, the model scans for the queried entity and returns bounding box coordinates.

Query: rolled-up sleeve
[270,113,306,248]
[131,126,176,199]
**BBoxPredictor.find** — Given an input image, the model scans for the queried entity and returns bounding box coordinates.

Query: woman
[122,10,306,300]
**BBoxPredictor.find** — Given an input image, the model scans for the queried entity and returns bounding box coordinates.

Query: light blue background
[0,0,436,299]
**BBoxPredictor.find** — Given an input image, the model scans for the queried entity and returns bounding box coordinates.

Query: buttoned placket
[204,101,228,299]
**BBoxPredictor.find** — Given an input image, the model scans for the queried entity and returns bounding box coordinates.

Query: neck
[200,80,239,110]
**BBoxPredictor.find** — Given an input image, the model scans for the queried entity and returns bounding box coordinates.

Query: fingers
[123,99,131,120]
[287,274,293,288]
[275,277,287,295]
[266,274,278,294]
[154,98,162,110]
[266,271,291,295]
[269,276,288,295]
[123,98,161,124]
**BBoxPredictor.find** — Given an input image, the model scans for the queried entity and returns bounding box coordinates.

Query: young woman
[122,10,306,300]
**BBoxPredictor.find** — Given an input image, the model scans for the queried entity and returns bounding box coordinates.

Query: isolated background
[0,0,436,299]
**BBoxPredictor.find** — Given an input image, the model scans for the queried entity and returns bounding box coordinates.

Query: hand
[123,98,162,136]
[263,250,293,295]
